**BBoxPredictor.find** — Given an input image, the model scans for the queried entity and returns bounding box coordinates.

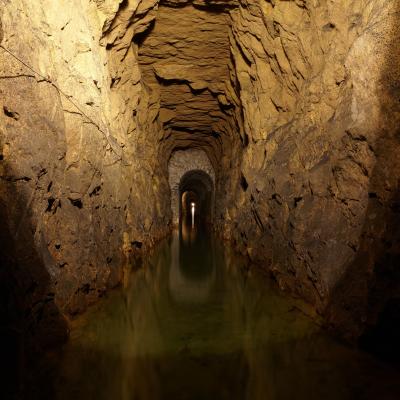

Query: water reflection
[169,229,215,304]
[35,227,400,400]
[180,218,198,244]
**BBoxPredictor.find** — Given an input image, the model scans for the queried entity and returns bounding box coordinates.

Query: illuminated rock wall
[1,0,399,346]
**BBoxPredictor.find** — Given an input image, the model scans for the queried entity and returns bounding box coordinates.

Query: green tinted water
[44,228,400,400]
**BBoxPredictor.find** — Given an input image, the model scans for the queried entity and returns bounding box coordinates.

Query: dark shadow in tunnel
[325,1,400,365]
[178,224,215,282]
[0,153,68,399]
[159,0,237,13]
[179,169,214,230]
[178,170,215,280]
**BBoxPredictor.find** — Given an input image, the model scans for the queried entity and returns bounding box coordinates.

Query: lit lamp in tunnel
[191,202,195,227]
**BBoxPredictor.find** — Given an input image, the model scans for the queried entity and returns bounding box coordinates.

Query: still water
[39,226,400,400]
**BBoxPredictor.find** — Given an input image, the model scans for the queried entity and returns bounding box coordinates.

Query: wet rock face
[0,0,399,348]
[138,2,242,166]
[223,0,400,339]
[0,0,172,349]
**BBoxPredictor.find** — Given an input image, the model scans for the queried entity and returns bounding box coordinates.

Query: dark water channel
[34,226,400,400]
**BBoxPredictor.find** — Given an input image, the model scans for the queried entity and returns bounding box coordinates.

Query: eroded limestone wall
[1,0,399,347]
[221,0,400,338]
[0,0,171,347]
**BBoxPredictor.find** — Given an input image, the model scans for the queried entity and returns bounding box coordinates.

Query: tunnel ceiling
[180,169,213,194]
[137,0,242,164]
[162,0,237,6]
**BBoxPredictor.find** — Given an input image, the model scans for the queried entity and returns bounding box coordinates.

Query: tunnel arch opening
[179,169,214,229]
[168,149,215,227]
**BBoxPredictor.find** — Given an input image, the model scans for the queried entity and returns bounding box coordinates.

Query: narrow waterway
[35,226,400,400]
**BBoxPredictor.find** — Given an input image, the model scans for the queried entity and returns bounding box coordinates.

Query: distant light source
[191,202,195,227]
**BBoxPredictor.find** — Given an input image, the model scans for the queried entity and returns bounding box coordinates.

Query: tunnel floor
[27,226,400,400]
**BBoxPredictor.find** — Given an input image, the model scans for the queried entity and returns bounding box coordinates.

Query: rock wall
[0,0,399,350]
[0,0,171,350]
[221,0,400,339]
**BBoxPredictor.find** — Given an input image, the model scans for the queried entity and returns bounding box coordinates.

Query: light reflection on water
[46,227,400,400]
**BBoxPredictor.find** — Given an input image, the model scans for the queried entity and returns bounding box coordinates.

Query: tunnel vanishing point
[0,0,400,364]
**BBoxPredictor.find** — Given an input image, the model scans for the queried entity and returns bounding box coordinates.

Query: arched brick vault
[168,149,215,226]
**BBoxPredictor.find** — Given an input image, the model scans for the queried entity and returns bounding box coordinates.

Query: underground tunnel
[179,170,214,228]
[1,0,400,398]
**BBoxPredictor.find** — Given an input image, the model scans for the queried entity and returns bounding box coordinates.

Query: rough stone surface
[1,0,399,349]
[0,0,171,350]
[138,3,243,168]
[221,0,400,339]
